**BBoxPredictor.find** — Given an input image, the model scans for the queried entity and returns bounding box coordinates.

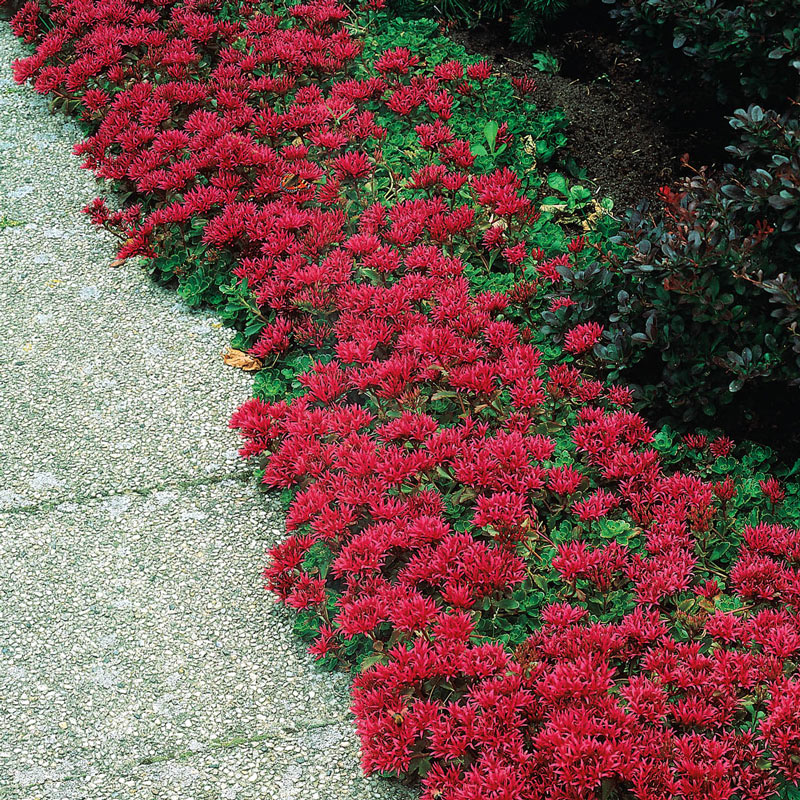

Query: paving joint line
[9,719,345,790]
[0,469,264,517]
[135,718,344,767]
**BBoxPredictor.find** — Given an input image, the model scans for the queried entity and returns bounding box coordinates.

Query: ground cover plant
[7,0,800,798]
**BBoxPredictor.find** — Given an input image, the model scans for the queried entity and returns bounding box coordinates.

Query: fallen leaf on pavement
[222,347,262,371]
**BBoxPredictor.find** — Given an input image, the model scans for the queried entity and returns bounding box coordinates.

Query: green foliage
[358,16,570,175]
[605,0,800,107]
[389,0,581,45]
[301,542,335,580]
[253,353,315,402]
[530,49,559,74]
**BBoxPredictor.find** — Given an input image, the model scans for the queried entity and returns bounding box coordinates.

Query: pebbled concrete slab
[7,724,398,800]
[0,101,254,509]
[0,23,412,800]
[0,484,408,800]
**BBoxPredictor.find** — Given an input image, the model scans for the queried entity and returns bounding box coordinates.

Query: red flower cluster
[12,0,800,798]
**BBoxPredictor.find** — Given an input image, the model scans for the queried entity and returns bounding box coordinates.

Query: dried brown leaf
[222,347,262,372]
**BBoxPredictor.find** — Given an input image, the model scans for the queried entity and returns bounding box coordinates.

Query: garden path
[0,24,411,800]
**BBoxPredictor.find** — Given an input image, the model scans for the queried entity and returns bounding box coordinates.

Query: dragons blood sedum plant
[9,0,800,797]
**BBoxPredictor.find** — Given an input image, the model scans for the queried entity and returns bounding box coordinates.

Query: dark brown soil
[449,20,731,209]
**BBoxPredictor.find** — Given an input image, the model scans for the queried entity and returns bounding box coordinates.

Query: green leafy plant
[530,49,559,75]
[605,0,800,107]
[389,0,581,45]
[540,103,800,417]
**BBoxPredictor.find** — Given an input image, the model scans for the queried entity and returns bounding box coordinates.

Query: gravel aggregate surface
[0,23,413,800]
[0,63,251,509]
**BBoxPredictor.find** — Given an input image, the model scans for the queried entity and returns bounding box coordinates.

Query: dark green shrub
[605,0,800,106]
[390,0,579,44]
[543,104,800,417]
